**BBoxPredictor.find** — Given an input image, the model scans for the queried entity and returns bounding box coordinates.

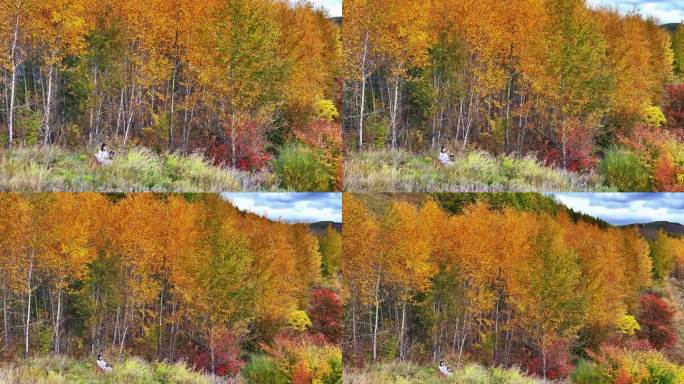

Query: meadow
[343,149,602,192]
[344,362,544,384]
[0,356,220,384]
[0,146,276,192]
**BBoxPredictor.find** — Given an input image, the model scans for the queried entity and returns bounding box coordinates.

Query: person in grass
[438,360,453,377]
[95,143,115,166]
[96,354,113,372]
[438,146,454,166]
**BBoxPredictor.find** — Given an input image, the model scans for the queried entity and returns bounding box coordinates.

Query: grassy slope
[0,146,278,192]
[0,356,223,384]
[343,361,548,384]
[344,149,604,192]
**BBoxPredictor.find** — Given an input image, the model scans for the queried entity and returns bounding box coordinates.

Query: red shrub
[292,361,313,384]
[653,155,684,192]
[544,119,598,172]
[192,330,243,377]
[526,341,573,380]
[614,366,632,384]
[308,288,343,344]
[637,293,677,350]
[208,118,272,171]
[618,124,670,155]
[664,84,684,132]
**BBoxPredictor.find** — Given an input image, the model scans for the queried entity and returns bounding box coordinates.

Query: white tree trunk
[53,289,62,354]
[358,32,369,150]
[43,64,54,145]
[390,76,400,150]
[372,268,381,363]
[24,251,33,359]
[7,12,20,148]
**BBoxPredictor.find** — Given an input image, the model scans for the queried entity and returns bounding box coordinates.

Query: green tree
[650,229,675,282]
[319,225,342,279]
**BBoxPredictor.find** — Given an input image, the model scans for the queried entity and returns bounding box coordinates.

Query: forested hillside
[343,0,684,192]
[0,0,342,191]
[343,193,684,382]
[0,194,343,382]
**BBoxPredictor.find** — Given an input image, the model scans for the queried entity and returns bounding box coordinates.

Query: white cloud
[222,193,342,223]
[553,193,684,225]
[587,0,684,23]
[293,0,341,17]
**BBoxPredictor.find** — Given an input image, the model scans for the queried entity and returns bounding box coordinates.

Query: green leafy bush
[242,355,290,384]
[600,147,650,191]
[571,360,611,384]
[272,143,332,191]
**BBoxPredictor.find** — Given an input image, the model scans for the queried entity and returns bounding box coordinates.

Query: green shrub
[242,355,289,384]
[571,360,611,384]
[366,116,390,149]
[383,336,399,360]
[272,143,332,191]
[600,147,650,191]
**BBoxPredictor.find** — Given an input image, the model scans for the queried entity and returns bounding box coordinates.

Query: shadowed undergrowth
[344,149,605,192]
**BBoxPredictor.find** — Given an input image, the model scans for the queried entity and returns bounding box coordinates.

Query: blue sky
[222,193,342,223]
[587,0,684,24]
[308,0,342,17]
[553,193,684,225]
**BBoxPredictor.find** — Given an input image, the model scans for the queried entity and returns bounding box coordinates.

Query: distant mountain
[329,17,342,26]
[662,23,681,34]
[309,221,342,236]
[621,221,684,240]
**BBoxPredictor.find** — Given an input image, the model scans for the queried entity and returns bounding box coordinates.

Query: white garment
[97,356,113,372]
[438,151,453,166]
[95,150,113,166]
[439,363,452,376]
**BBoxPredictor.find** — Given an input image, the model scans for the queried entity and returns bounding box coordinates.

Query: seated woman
[95,143,115,166]
[438,146,453,166]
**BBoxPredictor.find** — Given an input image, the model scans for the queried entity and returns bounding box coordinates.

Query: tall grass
[344,361,549,384]
[0,355,227,384]
[0,146,278,192]
[344,149,604,192]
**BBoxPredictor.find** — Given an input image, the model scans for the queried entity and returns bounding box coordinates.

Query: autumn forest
[0,193,343,382]
[343,193,684,383]
[343,0,684,192]
[6,0,684,383]
[0,0,342,191]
